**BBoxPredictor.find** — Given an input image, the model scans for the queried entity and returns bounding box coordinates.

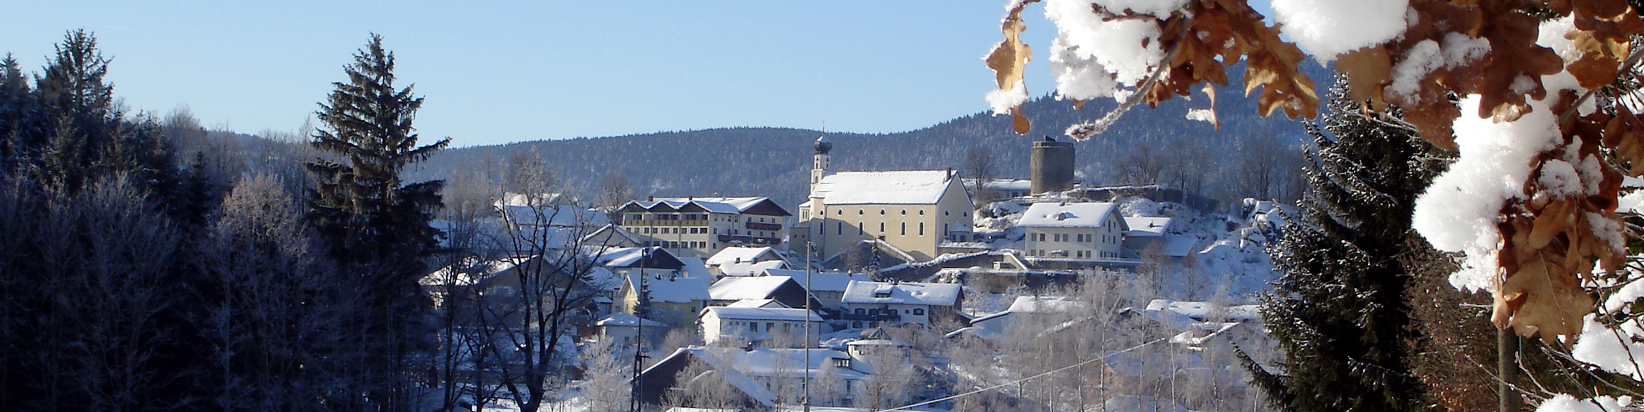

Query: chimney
[647,195,654,202]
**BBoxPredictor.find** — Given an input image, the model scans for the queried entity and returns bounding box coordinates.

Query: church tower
[810,135,832,195]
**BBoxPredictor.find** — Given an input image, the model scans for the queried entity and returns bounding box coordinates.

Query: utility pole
[630,247,650,412]
[804,241,813,412]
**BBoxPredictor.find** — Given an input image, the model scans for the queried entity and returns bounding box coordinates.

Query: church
[791,136,974,263]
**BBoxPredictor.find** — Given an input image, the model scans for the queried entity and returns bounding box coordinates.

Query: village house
[1018,201,1132,262]
[594,312,667,350]
[614,197,793,259]
[699,306,825,348]
[705,276,821,310]
[792,136,975,263]
[635,345,873,408]
[704,246,792,277]
[606,247,712,328]
[838,280,962,329]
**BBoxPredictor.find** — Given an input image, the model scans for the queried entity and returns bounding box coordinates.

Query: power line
[879,335,1173,411]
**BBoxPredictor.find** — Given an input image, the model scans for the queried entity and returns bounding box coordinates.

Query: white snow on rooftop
[708,276,794,301]
[762,269,871,293]
[703,306,822,322]
[596,313,666,328]
[705,246,781,267]
[810,170,955,205]
[1123,216,1171,237]
[841,281,961,306]
[1017,202,1122,228]
[1146,299,1261,322]
[638,197,786,215]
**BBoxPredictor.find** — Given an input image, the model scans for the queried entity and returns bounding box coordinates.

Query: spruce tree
[305,34,449,410]
[1247,76,1438,412]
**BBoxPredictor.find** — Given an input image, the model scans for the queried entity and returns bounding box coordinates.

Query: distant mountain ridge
[409,62,1335,209]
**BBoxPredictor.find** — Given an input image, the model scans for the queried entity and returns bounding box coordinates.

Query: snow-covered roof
[1159,236,1197,258]
[1100,396,1191,412]
[596,247,682,269]
[1146,299,1262,322]
[716,260,787,278]
[499,203,608,227]
[762,270,871,293]
[725,299,787,308]
[582,224,639,246]
[841,281,961,306]
[705,246,782,267]
[627,274,710,303]
[702,306,822,322]
[810,170,956,205]
[1016,202,1124,229]
[678,257,712,279]
[597,313,666,328]
[708,276,795,301]
[981,178,1032,191]
[631,197,791,216]
[1123,217,1171,237]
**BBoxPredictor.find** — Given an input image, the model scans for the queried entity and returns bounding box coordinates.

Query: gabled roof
[763,269,872,293]
[702,306,822,322]
[596,247,685,270]
[498,203,608,227]
[708,276,797,302]
[840,281,961,306]
[1123,217,1172,237]
[706,246,783,267]
[596,313,666,328]
[717,260,787,278]
[726,299,787,308]
[581,224,639,246]
[810,170,958,205]
[1146,299,1262,322]
[621,197,792,217]
[1017,202,1126,229]
[640,346,867,407]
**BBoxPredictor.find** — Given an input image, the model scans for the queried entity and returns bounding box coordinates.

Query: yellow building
[796,170,974,263]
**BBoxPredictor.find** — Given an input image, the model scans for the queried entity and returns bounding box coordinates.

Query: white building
[705,246,792,277]
[699,306,825,348]
[616,197,793,259]
[793,136,975,263]
[1018,202,1130,260]
[838,280,962,329]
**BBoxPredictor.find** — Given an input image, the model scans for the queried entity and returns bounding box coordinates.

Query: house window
[833,358,852,368]
[750,322,758,332]
[766,322,775,331]
[901,209,907,215]
[854,308,865,315]
[858,222,864,235]
[838,221,843,235]
[880,209,886,215]
[919,222,925,236]
[919,209,925,215]
[858,209,864,215]
[900,222,906,236]
[852,321,863,328]
[913,308,924,315]
[879,222,885,233]
[837,209,843,215]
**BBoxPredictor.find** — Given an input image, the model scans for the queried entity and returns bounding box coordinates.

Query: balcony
[745,221,783,231]
[623,219,708,227]
[717,235,782,246]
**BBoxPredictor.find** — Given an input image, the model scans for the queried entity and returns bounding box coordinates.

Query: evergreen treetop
[1249,75,1437,412]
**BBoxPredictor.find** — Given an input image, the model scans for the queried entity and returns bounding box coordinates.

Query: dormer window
[833,358,852,368]
[875,291,892,298]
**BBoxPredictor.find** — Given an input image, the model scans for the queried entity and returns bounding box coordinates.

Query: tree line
[0,30,450,411]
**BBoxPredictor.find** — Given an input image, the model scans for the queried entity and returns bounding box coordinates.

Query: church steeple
[810,135,832,195]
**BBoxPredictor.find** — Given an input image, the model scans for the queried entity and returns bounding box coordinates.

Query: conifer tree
[305,34,449,410]
[1247,76,1439,412]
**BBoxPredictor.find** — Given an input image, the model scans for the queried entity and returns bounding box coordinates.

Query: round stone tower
[1030,136,1075,194]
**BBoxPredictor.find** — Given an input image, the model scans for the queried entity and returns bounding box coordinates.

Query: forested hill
[409,61,1334,208]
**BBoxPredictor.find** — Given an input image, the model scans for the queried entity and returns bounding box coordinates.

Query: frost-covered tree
[1248,76,1436,412]
[305,33,449,410]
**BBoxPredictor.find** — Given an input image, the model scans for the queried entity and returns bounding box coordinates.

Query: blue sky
[5,2,1271,148]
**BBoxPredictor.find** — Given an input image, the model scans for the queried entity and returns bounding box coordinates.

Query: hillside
[410,62,1334,209]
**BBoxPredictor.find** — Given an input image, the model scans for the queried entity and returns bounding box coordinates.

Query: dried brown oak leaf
[987,0,1037,135]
